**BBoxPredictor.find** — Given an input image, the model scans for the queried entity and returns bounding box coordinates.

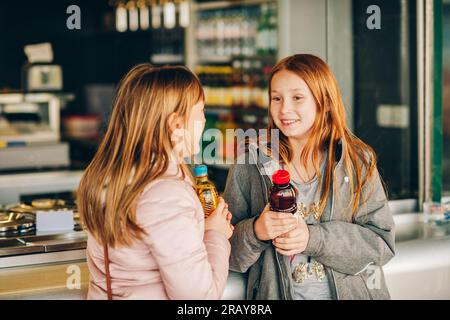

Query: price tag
[36,210,74,232]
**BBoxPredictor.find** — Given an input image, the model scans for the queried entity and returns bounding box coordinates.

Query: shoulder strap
[103,243,113,300]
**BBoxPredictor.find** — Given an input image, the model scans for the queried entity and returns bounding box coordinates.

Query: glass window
[443,3,450,196]
[340,0,418,200]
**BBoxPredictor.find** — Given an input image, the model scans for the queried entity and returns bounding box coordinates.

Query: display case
[0,93,74,171]
[187,0,279,181]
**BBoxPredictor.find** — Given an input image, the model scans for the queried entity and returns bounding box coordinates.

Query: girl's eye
[294,96,303,101]
[271,96,281,102]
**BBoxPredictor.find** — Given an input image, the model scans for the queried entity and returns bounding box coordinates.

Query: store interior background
[0,0,449,204]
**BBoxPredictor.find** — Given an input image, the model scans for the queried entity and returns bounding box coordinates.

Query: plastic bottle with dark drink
[270,169,298,214]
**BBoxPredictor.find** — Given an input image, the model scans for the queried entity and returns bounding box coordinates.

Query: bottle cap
[194,165,208,177]
[272,169,290,185]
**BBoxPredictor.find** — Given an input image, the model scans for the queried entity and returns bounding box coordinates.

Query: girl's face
[169,100,206,160]
[169,101,206,160]
[170,100,206,160]
[270,70,317,143]
[187,100,206,155]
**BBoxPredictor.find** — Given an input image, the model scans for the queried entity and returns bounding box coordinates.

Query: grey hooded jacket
[223,140,395,300]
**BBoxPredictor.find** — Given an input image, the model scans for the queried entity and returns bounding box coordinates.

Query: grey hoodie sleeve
[223,164,271,273]
[303,169,396,275]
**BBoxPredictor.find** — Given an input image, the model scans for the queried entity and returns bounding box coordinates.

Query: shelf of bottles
[196,2,277,60]
[151,27,185,65]
[114,0,191,32]
[111,0,190,65]
[194,1,278,166]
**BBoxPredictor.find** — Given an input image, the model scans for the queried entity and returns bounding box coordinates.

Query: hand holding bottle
[255,170,299,241]
[272,216,310,256]
[205,197,234,239]
[254,204,298,241]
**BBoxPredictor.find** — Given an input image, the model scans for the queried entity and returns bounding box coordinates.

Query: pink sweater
[86,163,231,300]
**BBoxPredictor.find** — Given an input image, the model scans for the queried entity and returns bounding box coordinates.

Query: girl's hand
[225,203,234,233]
[254,204,298,241]
[205,198,234,239]
[272,216,310,255]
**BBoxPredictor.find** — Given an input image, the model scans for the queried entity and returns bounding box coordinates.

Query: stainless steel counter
[0,231,87,261]
[1,212,449,299]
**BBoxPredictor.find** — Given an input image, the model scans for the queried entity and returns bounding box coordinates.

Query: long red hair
[268,54,377,220]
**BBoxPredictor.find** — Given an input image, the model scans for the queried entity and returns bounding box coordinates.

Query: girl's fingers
[269,215,298,226]
[271,224,297,235]
[273,239,303,250]
[270,229,295,240]
[270,223,301,239]
[270,212,298,221]
[222,207,233,220]
[275,248,299,256]
[273,242,298,251]
[273,236,299,244]
[271,219,298,228]
[221,209,229,218]
[276,226,301,238]
[214,198,226,215]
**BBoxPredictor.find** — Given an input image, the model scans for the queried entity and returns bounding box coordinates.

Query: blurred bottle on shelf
[251,60,264,109]
[215,113,238,162]
[198,66,233,108]
[241,60,252,108]
[195,2,276,163]
[197,61,270,110]
[196,3,277,59]
[256,4,269,56]
[150,26,185,64]
[231,60,243,108]
[230,9,242,56]
[268,3,278,55]
[256,3,278,56]
[215,11,225,56]
[240,8,258,57]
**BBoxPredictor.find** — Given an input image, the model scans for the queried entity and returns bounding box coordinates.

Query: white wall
[278,0,327,59]
[278,0,354,131]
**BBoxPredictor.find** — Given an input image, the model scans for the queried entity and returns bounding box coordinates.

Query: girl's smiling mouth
[280,119,300,126]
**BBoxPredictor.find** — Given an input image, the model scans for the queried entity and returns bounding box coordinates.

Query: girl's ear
[167,112,183,133]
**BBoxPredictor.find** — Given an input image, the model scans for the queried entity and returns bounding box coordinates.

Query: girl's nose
[280,101,293,114]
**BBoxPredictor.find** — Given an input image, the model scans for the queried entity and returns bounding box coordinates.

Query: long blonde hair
[77,64,204,247]
[268,54,377,220]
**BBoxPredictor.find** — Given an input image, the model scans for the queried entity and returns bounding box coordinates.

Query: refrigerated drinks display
[150,26,185,65]
[195,3,277,59]
[190,1,279,183]
[193,1,278,102]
